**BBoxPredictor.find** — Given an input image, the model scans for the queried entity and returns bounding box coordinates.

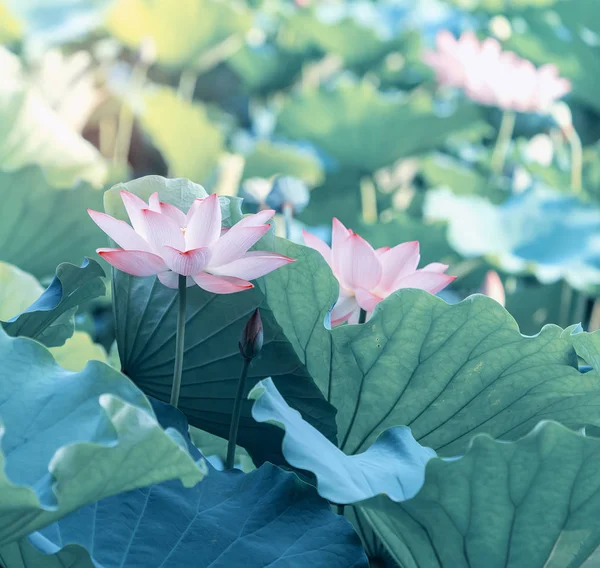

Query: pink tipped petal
[481,270,505,307]
[162,246,212,276]
[375,246,391,257]
[88,209,152,252]
[338,233,382,291]
[210,251,294,281]
[141,209,185,253]
[159,201,187,226]
[148,192,161,212]
[192,272,254,294]
[421,262,449,273]
[185,194,222,249]
[330,294,359,327]
[157,272,195,288]
[121,190,149,238]
[209,225,270,267]
[97,248,167,276]
[302,229,333,267]
[235,209,276,228]
[355,288,383,312]
[378,241,420,293]
[395,271,456,295]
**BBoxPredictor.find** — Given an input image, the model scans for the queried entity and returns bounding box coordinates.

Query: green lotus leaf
[361,421,600,568]
[262,239,600,458]
[0,79,106,186]
[2,258,105,347]
[106,0,251,67]
[0,541,93,568]
[0,327,205,547]
[0,167,106,278]
[0,2,21,43]
[140,87,224,183]
[276,80,483,172]
[0,260,43,321]
[250,377,436,505]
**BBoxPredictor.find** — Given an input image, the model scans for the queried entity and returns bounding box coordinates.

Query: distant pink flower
[303,218,456,325]
[481,270,505,307]
[424,30,570,113]
[89,191,294,293]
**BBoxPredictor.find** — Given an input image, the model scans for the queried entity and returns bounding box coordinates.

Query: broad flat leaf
[2,258,106,347]
[0,260,43,321]
[262,239,600,458]
[189,426,255,472]
[250,377,436,505]
[0,77,106,186]
[140,87,224,183]
[276,80,482,172]
[50,331,108,371]
[106,176,337,465]
[362,421,600,568]
[106,0,251,67]
[25,461,368,568]
[424,185,600,290]
[0,167,106,278]
[243,140,325,187]
[0,327,205,547]
[0,541,93,568]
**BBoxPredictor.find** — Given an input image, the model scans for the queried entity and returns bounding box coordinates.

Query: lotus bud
[239,309,263,360]
[481,270,505,307]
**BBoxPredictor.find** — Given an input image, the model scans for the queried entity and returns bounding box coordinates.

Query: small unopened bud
[239,309,263,360]
[481,270,505,307]
[550,102,572,131]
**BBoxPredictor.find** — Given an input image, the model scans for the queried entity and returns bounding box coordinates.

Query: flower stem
[169,274,187,408]
[358,309,367,324]
[359,176,378,224]
[226,355,252,470]
[336,504,345,516]
[491,110,516,175]
[565,126,583,194]
[283,202,293,240]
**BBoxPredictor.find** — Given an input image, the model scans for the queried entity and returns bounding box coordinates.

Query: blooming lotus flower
[424,31,571,113]
[89,191,294,293]
[303,219,456,325]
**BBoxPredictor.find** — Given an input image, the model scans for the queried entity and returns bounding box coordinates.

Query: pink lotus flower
[89,191,294,293]
[424,31,571,113]
[481,270,505,307]
[303,219,456,325]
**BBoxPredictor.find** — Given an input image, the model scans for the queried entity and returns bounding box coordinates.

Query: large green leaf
[0,541,93,568]
[0,260,43,321]
[106,176,337,465]
[362,421,600,568]
[250,377,436,505]
[262,239,600,458]
[0,77,106,186]
[106,0,251,67]
[0,167,106,278]
[140,87,224,183]
[2,258,105,347]
[275,80,482,172]
[0,327,205,547]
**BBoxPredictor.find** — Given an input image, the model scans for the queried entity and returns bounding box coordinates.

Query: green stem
[491,110,516,175]
[177,67,199,102]
[359,176,378,224]
[566,126,583,194]
[226,356,252,470]
[358,309,367,324]
[169,275,187,408]
[283,203,293,240]
[560,280,574,328]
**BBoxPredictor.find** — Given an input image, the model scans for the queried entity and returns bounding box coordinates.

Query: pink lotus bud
[239,309,263,360]
[481,270,505,307]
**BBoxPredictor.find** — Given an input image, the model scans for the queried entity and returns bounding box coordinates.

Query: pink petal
[378,241,420,294]
[355,288,383,312]
[148,192,161,212]
[481,270,505,307]
[192,272,254,294]
[235,209,275,228]
[157,272,195,289]
[159,201,187,226]
[302,229,332,267]
[185,194,222,249]
[395,271,456,295]
[337,233,382,291]
[88,209,151,252]
[142,209,185,253]
[162,246,212,276]
[209,225,270,267]
[121,190,149,238]
[330,294,359,327]
[331,218,351,267]
[375,246,390,257]
[97,248,167,276]
[421,262,449,273]
[210,251,294,280]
